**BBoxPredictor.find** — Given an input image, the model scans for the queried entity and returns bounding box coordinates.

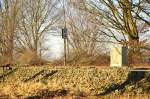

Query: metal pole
[64,38,67,66]
[63,0,67,66]
[67,38,69,60]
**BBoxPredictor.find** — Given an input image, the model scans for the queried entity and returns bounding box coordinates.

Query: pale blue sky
[45,35,63,60]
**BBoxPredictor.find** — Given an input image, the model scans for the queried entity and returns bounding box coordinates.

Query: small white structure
[110,45,128,67]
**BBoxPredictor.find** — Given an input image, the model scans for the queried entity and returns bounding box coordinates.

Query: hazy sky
[48,35,64,60]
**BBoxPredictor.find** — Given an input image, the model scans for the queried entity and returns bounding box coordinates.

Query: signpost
[62,27,68,66]
[62,0,69,66]
[62,27,68,39]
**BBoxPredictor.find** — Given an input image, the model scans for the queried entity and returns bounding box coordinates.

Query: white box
[110,45,128,67]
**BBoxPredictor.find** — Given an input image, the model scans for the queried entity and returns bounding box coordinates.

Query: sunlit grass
[0,66,150,98]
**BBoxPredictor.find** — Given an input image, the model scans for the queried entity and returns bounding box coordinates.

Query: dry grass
[52,95,150,99]
[0,66,150,98]
[1,83,150,99]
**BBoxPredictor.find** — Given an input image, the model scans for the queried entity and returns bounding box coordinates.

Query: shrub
[0,55,11,65]
[15,50,46,65]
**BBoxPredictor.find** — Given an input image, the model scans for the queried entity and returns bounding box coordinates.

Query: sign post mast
[62,0,69,66]
[62,27,68,66]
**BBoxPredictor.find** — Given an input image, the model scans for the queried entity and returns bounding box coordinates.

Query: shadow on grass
[0,68,18,82]
[25,89,68,99]
[23,70,45,82]
[99,68,148,95]
[23,70,58,83]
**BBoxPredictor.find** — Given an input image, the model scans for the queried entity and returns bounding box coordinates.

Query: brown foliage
[15,50,46,65]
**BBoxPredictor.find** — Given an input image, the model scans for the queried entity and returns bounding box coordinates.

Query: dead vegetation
[0,0,149,98]
[0,66,150,98]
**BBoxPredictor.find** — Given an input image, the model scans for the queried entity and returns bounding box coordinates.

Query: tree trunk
[128,36,141,65]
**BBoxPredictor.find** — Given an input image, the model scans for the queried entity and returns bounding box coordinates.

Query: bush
[53,50,109,66]
[15,50,46,65]
[67,53,110,66]
[0,55,10,65]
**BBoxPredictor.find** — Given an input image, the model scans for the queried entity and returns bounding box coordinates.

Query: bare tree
[68,14,99,55]
[63,1,109,65]
[78,0,150,64]
[0,0,21,64]
[15,0,60,58]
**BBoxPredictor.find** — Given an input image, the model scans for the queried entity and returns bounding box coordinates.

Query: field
[0,65,150,99]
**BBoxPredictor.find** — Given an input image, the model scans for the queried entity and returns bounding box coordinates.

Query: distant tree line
[0,0,149,65]
[0,0,60,65]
